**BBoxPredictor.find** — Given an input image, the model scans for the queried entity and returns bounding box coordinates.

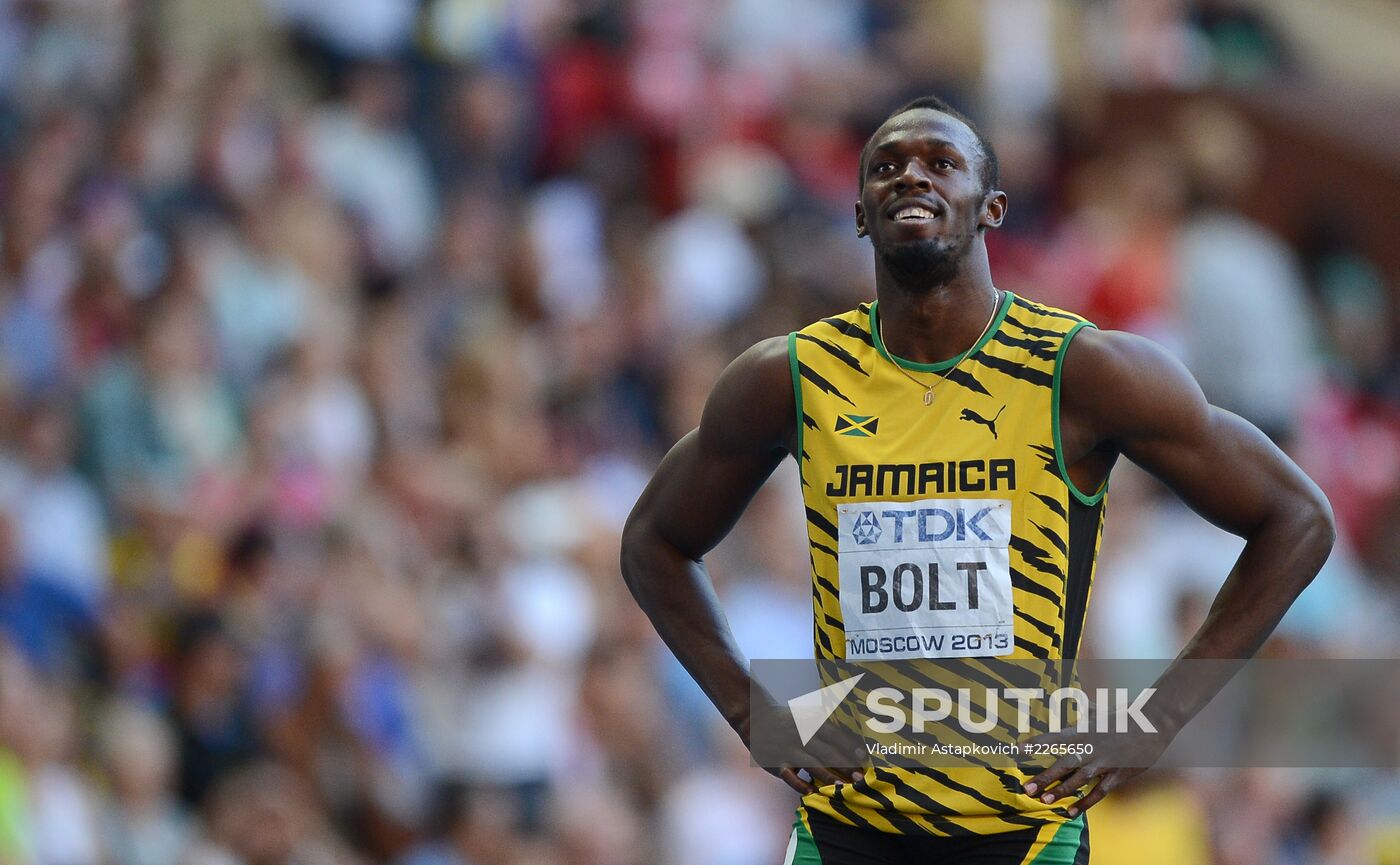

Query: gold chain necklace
[879,288,1001,406]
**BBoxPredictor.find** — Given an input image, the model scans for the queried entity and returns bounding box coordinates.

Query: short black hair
[858,96,999,194]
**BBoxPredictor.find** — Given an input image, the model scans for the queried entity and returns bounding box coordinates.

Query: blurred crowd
[0,1,1397,864]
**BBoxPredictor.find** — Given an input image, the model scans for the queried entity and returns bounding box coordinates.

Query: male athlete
[620,97,1334,864]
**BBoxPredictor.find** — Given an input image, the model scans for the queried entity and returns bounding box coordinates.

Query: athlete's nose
[894,159,934,192]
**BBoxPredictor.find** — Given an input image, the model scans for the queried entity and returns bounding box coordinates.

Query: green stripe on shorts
[1029,815,1087,865]
[784,810,823,865]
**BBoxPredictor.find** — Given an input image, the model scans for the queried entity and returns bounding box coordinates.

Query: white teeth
[894,206,937,221]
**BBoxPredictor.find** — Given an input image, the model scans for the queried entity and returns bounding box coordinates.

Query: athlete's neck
[874,247,1000,365]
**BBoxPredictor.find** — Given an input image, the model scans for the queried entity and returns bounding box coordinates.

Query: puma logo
[960,405,1006,439]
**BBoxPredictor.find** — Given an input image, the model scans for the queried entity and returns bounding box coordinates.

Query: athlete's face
[855,110,1005,288]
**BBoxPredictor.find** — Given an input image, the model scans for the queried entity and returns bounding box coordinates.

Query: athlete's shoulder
[1059,326,1208,441]
[714,335,790,399]
[733,334,791,380]
[698,334,795,455]
[1061,327,1174,373]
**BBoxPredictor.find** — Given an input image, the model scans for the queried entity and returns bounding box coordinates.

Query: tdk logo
[839,500,1010,551]
[852,512,882,545]
[869,506,995,543]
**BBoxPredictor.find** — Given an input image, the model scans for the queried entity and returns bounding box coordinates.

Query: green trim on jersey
[868,289,1015,372]
[788,331,805,468]
[1052,321,1108,506]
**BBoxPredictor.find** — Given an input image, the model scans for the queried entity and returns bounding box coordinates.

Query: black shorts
[784,808,1089,865]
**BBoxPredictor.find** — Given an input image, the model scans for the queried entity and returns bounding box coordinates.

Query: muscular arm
[620,336,795,739]
[1033,328,1336,810]
[1060,328,1335,665]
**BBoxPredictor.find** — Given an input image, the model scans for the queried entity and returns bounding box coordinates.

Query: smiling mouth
[889,205,941,222]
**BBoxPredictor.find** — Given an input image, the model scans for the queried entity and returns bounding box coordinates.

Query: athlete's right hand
[737,694,869,796]
[772,762,866,796]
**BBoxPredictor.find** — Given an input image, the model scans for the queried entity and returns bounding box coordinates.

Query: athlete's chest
[800,370,1062,662]
[808,378,1045,501]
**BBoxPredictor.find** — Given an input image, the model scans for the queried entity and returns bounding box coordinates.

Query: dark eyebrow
[870,137,966,160]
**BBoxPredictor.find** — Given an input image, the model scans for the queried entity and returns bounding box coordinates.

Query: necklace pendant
[923,389,934,406]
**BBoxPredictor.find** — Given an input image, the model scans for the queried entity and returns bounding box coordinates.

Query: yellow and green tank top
[787,290,1108,836]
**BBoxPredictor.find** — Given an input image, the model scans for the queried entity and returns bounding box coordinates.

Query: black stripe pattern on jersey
[797,333,869,376]
[1013,296,1080,322]
[1028,445,1061,480]
[806,507,839,541]
[1032,521,1069,557]
[1002,313,1066,340]
[945,367,993,398]
[991,330,1057,361]
[1010,537,1066,582]
[798,361,858,406]
[971,353,1054,389]
[1030,491,1067,520]
[1010,567,1062,608]
[821,316,875,347]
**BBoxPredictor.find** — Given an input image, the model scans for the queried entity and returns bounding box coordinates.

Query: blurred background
[0,0,1397,863]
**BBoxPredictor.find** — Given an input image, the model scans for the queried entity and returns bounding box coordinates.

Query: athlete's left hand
[1019,725,1173,817]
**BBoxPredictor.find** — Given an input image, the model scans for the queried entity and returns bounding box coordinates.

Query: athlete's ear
[855,201,868,238]
[979,189,1008,230]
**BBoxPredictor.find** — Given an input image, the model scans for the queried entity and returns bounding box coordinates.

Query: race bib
[837,499,1014,660]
